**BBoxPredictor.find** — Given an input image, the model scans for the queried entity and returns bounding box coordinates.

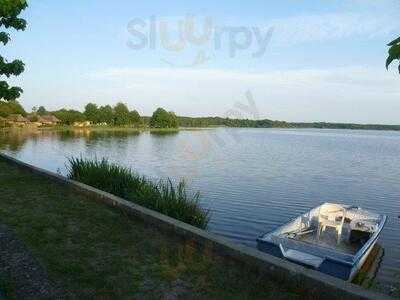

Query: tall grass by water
[67,157,210,229]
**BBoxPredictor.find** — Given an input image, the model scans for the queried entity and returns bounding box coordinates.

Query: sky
[4,0,400,123]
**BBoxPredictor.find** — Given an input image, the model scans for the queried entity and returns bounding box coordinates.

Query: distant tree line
[2,99,400,131]
[80,102,142,126]
[30,102,179,128]
[177,117,400,131]
[48,102,144,127]
[177,116,288,128]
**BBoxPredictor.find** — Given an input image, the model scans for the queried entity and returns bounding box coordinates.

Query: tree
[98,105,114,125]
[37,106,47,115]
[53,109,85,125]
[0,100,11,117]
[0,99,25,117]
[29,114,38,122]
[386,36,400,73]
[149,107,179,128]
[84,102,99,123]
[0,0,28,101]
[169,111,178,128]
[114,102,130,126]
[128,109,141,126]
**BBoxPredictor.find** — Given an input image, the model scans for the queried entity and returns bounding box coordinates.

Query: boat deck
[292,227,360,255]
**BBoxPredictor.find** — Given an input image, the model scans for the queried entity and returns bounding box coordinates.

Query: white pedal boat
[257,203,387,281]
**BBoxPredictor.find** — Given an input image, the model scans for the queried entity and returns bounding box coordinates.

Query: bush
[67,157,209,229]
[150,108,178,128]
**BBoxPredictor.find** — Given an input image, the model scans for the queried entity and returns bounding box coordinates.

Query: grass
[67,157,210,229]
[0,159,301,299]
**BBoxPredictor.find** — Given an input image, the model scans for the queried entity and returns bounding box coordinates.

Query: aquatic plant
[67,157,209,229]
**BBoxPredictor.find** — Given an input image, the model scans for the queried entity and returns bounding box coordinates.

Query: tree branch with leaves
[0,0,27,101]
[386,36,400,73]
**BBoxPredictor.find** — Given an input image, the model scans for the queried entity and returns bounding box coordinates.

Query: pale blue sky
[5,0,400,123]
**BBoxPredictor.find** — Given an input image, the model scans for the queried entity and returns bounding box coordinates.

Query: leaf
[0,81,23,101]
[388,44,400,57]
[1,17,27,31]
[0,32,10,45]
[388,36,400,46]
[0,59,25,77]
[386,51,395,69]
[386,44,400,69]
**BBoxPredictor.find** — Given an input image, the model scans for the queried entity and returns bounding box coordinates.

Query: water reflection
[0,129,38,152]
[149,130,179,137]
[0,129,143,146]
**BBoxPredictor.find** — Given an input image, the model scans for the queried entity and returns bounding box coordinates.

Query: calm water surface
[1,128,399,291]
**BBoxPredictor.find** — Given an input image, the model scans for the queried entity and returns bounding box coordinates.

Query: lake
[1,127,399,292]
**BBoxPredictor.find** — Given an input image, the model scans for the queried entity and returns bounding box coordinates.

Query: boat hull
[257,239,355,280]
[257,203,387,281]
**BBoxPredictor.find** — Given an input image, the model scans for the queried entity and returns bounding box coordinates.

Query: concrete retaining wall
[0,153,392,300]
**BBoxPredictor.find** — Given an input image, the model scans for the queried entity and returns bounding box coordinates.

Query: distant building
[7,114,29,125]
[37,115,61,126]
[26,114,38,122]
[73,121,91,127]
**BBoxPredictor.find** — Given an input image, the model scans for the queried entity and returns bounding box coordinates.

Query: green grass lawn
[0,160,300,299]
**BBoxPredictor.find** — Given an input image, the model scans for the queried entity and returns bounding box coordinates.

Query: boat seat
[280,245,324,268]
[317,204,346,244]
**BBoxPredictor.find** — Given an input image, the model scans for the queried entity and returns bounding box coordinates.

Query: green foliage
[0,99,26,117]
[0,56,24,77]
[0,101,11,117]
[37,106,47,116]
[113,102,130,126]
[98,105,114,125]
[0,0,27,101]
[50,103,141,126]
[53,109,84,125]
[29,113,38,122]
[0,81,22,101]
[128,109,141,126]
[169,111,178,128]
[386,36,400,73]
[0,0,27,30]
[177,116,276,128]
[150,108,179,128]
[67,157,210,229]
[0,31,9,45]
[84,102,99,123]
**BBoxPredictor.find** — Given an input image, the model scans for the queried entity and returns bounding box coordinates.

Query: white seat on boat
[317,204,346,244]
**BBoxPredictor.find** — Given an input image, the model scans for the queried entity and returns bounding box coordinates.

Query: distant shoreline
[174,116,400,131]
[40,123,400,132]
[3,123,400,133]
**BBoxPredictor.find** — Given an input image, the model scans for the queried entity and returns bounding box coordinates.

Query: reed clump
[67,157,209,229]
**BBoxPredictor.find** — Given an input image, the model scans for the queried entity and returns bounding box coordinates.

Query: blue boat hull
[257,239,356,280]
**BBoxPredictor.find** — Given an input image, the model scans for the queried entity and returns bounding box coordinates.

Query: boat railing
[352,215,387,265]
[271,234,354,265]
